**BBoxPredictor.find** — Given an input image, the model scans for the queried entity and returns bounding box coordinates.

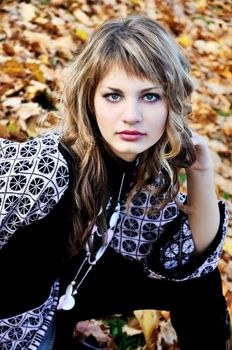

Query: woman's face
[94,65,168,161]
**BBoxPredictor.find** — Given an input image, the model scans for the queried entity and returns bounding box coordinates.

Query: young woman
[55,15,230,349]
[0,15,230,350]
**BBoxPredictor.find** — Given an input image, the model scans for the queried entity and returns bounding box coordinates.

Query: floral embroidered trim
[0,279,59,350]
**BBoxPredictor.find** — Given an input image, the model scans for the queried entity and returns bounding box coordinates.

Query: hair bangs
[94,38,164,89]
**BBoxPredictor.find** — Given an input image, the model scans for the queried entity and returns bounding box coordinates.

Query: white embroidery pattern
[0,133,69,250]
[0,279,59,350]
[111,188,227,282]
[144,204,228,281]
[111,191,185,260]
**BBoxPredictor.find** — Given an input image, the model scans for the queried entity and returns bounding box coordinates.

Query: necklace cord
[57,172,126,310]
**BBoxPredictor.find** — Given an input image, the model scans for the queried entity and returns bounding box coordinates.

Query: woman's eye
[143,93,160,102]
[104,93,121,102]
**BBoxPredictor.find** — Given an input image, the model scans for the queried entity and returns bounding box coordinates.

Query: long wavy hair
[60,15,196,254]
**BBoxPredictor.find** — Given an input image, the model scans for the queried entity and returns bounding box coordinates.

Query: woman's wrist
[185,163,214,178]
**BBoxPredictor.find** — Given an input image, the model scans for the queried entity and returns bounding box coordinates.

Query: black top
[0,132,228,349]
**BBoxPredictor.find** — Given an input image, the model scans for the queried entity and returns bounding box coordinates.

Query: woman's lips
[117,130,146,141]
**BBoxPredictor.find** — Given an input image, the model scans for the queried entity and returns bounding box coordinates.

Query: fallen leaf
[134,310,160,344]
[73,8,93,26]
[177,35,193,47]
[75,27,90,42]
[2,97,23,108]
[122,324,142,336]
[75,319,111,347]
[223,117,232,136]
[15,102,42,120]
[18,3,36,22]
[223,237,232,256]
[157,319,178,348]
[2,59,26,78]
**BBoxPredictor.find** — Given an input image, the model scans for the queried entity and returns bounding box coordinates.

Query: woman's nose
[121,100,142,124]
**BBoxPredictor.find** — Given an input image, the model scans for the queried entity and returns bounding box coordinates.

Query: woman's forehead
[97,62,163,90]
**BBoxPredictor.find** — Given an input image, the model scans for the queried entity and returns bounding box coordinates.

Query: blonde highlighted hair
[60,15,196,254]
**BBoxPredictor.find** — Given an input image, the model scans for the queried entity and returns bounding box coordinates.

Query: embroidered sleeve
[144,197,228,281]
[0,132,69,250]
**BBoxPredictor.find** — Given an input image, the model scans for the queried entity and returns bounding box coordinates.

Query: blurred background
[0,0,231,349]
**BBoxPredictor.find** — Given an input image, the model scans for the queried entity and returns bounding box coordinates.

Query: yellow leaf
[197,0,207,11]
[2,59,25,78]
[25,63,45,83]
[39,55,49,64]
[75,27,89,42]
[222,280,228,296]
[134,310,160,344]
[223,237,232,256]
[221,67,232,79]
[177,35,193,48]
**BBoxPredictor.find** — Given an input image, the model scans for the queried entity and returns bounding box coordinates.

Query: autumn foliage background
[0,0,231,349]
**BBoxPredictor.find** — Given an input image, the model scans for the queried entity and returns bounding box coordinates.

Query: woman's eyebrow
[101,87,122,93]
[140,86,163,92]
[101,86,162,92]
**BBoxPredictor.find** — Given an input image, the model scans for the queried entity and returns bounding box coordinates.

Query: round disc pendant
[57,294,75,310]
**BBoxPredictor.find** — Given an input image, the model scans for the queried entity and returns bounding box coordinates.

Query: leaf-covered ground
[0,0,231,349]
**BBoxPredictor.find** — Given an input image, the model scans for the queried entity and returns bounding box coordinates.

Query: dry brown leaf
[223,117,232,136]
[208,139,228,153]
[18,3,36,22]
[15,102,42,120]
[72,8,93,26]
[204,80,232,95]
[157,319,178,349]
[2,97,23,108]
[122,324,143,336]
[218,162,232,178]
[215,174,232,195]
[223,237,232,256]
[194,40,220,54]
[75,319,111,347]
[0,125,10,139]
[54,35,77,59]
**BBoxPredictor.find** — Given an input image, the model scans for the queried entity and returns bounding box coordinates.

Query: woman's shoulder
[0,132,72,248]
[0,131,60,159]
[0,131,71,178]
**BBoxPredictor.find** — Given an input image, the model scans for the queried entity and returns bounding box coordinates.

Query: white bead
[109,211,119,228]
[65,284,73,297]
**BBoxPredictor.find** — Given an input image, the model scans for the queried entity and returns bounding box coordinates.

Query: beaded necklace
[57,173,126,311]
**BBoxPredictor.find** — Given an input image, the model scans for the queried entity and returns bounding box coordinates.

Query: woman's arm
[185,132,220,254]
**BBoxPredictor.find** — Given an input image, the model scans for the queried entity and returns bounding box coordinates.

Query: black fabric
[0,143,74,318]
[55,146,230,349]
[101,145,138,223]
[55,248,231,349]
